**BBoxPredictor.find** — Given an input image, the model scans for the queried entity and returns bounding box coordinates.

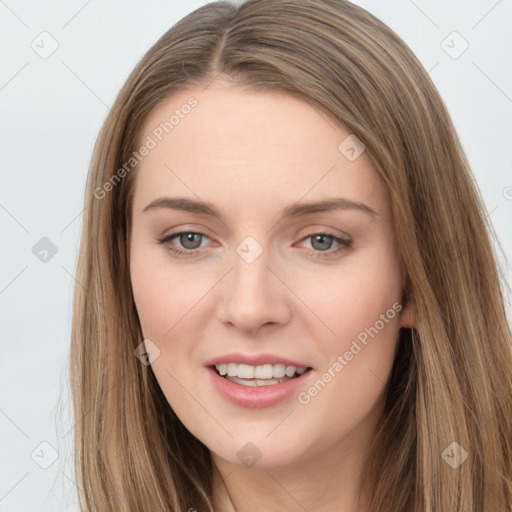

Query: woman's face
[129,80,413,468]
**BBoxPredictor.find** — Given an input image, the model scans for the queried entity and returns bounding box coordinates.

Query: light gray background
[1,1,511,510]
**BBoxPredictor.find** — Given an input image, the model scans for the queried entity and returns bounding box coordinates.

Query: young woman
[70,0,512,510]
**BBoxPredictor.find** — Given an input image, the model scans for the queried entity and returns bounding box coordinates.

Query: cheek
[293,251,403,344]
[130,264,171,339]
[292,249,403,406]
[129,249,207,408]
[130,245,210,340]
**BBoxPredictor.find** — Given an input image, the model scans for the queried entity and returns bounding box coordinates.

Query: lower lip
[207,366,314,408]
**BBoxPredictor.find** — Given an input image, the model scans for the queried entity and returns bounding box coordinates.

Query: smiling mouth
[210,365,313,387]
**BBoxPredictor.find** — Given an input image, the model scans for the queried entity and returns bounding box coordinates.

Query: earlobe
[399,301,416,329]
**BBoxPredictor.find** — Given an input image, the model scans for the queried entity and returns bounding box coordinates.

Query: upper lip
[204,352,312,368]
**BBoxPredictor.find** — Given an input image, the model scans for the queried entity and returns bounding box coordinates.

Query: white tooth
[273,364,286,378]
[237,364,255,378]
[254,364,273,379]
[226,376,287,387]
[255,379,279,386]
[217,362,308,380]
[232,377,258,386]
[285,365,296,377]
[227,363,238,377]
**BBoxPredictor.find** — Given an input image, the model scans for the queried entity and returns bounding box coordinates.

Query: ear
[399,300,416,329]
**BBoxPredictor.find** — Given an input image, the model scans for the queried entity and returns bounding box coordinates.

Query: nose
[216,243,292,335]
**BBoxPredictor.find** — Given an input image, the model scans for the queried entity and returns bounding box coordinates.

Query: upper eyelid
[163,223,351,239]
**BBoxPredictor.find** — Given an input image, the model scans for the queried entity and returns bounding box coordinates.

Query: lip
[206,365,314,408]
[204,352,311,368]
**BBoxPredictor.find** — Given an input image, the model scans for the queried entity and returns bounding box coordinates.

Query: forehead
[132,83,388,218]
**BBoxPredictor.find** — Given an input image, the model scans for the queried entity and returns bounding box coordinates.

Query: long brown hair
[70,0,512,510]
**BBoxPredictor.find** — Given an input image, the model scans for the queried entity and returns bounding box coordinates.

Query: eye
[157,231,212,257]
[156,230,352,259]
[297,232,352,257]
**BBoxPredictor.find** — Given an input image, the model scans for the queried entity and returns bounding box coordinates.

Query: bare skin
[129,78,414,512]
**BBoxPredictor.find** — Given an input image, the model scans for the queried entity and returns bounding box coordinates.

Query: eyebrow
[142,196,378,220]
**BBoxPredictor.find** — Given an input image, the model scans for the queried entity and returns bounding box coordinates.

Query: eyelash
[156,231,352,259]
